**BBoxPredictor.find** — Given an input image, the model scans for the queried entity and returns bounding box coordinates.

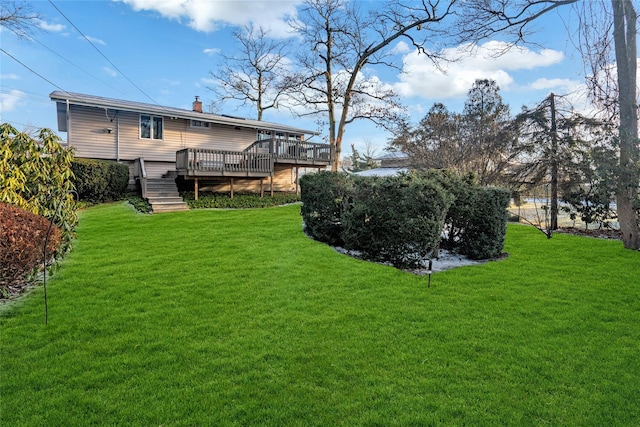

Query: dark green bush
[421,170,477,250]
[341,173,454,268]
[183,192,300,209]
[300,169,510,268]
[71,158,129,203]
[458,187,510,260]
[300,172,351,246]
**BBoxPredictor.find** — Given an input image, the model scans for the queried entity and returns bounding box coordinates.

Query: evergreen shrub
[71,158,129,203]
[341,174,454,268]
[0,124,77,252]
[299,171,350,246]
[422,170,477,250]
[458,187,510,260]
[300,169,510,268]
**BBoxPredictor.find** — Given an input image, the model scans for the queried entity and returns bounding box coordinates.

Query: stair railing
[134,157,148,199]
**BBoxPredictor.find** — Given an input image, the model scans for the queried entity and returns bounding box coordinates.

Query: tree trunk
[612,0,640,249]
[549,93,559,230]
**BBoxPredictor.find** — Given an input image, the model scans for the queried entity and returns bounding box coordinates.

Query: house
[352,152,409,177]
[50,91,330,210]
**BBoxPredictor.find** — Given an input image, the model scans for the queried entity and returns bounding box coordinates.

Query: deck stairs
[145,176,189,213]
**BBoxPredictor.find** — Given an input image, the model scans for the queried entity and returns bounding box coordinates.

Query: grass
[1,202,639,426]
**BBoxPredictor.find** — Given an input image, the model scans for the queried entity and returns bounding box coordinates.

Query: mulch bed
[555,227,622,240]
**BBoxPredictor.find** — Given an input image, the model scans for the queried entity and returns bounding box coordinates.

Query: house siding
[195,164,327,193]
[57,95,328,193]
[67,105,259,163]
[67,105,118,159]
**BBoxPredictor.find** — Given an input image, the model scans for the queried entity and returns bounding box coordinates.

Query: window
[191,120,210,128]
[140,115,163,139]
[257,130,272,140]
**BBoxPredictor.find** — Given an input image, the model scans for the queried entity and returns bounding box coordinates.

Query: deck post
[270,175,274,197]
[230,178,234,199]
[260,178,264,198]
[194,177,199,201]
[295,166,300,194]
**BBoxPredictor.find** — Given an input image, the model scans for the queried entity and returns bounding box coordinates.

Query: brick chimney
[192,96,202,113]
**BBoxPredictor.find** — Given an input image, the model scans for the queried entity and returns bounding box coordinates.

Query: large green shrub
[71,158,129,203]
[300,169,510,268]
[458,187,510,260]
[341,173,454,268]
[0,123,77,252]
[300,171,350,246]
[420,169,478,250]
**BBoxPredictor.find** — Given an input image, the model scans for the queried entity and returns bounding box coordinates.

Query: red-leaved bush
[0,202,62,297]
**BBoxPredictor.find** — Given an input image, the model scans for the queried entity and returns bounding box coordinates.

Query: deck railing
[133,157,147,198]
[245,138,331,164]
[176,148,272,175]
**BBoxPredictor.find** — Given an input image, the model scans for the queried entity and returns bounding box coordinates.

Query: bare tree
[388,103,465,171]
[207,24,297,121]
[289,0,456,171]
[610,0,639,249]
[457,0,639,249]
[460,79,516,185]
[389,79,515,186]
[511,94,613,230]
[0,1,40,38]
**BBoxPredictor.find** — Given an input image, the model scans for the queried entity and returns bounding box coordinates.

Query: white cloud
[0,73,20,80]
[161,78,180,86]
[37,19,65,32]
[0,89,25,112]
[526,78,581,92]
[103,67,118,77]
[199,77,217,85]
[85,35,107,45]
[119,0,301,38]
[390,40,411,55]
[395,41,565,99]
[203,48,220,56]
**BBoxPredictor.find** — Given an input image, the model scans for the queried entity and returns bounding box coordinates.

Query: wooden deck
[175,139,331,199]
[176,148,273,178]
[175,139,331,178]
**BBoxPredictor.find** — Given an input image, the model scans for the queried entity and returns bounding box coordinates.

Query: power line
[1,85,50,99]
[0,87,51,105]
[27,35,128,97]
[48,0,159,105]
[0,48,68,92]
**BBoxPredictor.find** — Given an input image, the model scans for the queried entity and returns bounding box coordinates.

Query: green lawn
[1,202,639,426]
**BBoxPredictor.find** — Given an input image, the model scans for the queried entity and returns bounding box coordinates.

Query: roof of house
[374,151,408,161]
[352,167,409,177]
[50,91,319,136]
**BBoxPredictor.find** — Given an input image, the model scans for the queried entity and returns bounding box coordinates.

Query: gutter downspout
[66,99,70,145]
[116,111,120,162]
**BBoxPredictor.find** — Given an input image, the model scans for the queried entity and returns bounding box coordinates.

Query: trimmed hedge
[300,170,510,269]
[458,187,510,260]
[0,202,61,297]
[71,158,129,203]
[183,192,301,209]
[299,172,351,246]
[342,174,453,268]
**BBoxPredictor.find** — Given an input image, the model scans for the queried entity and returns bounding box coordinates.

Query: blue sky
[1,0,593,157]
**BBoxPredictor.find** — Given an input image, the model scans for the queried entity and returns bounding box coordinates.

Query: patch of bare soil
[555,227,621,240]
